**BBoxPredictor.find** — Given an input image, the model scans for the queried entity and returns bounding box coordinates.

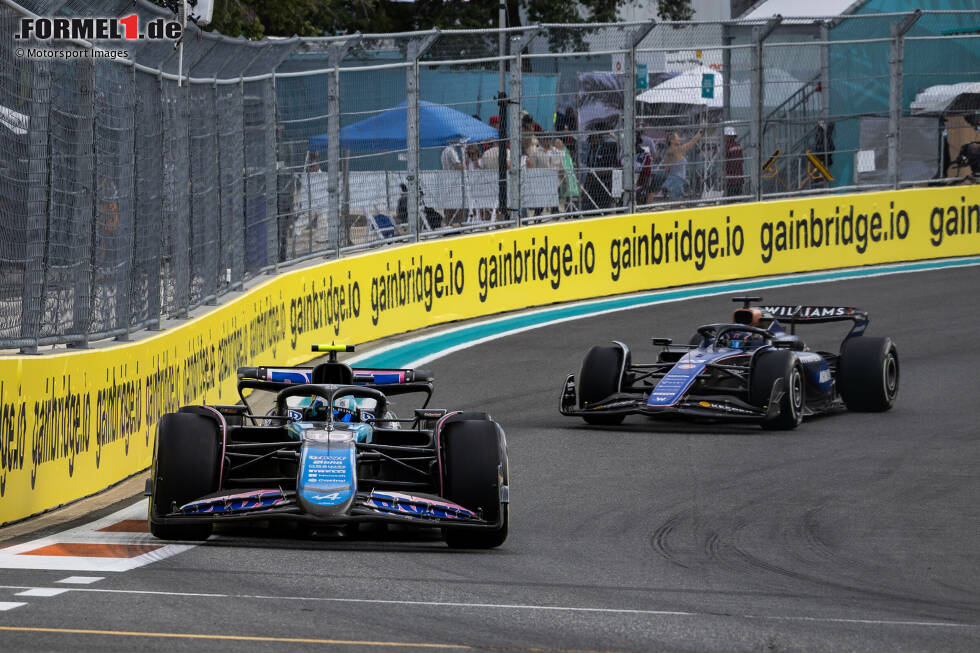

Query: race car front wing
[151,488,506,531]
[559,374,784,422]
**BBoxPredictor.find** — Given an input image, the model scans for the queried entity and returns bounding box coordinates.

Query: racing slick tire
[578,345,626,425]
[750,350,804,430]
[838,336,899,412]
[442,419,508,549]
[149,412,220,541]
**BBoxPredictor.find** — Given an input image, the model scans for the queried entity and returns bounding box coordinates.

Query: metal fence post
[266,76,279,274]
[178,81,191,317]
[497,7,508,220]
[143,71,163,330]
[888,10,921,189]
[325,46,342,257]
[624,21,656,213]
[20,58,51,353]
[319,38,361,256]
[623,47,635,213]
[508,37,522,225]
[407,41,422,240]
[406,32,438,240]
[722,25,732,125]
[819,21,830,129]
[70,59,96,343]
[750,15,782,202]
[115,65,139,340]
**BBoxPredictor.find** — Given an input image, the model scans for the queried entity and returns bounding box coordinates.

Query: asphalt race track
[1,265,978,652]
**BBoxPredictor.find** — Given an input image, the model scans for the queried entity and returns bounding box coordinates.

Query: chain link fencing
[1,0,978,350]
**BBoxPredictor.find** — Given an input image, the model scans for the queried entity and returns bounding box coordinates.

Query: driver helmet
[717,329,763,350]
[331,395,358,423]
[297,396,357,422]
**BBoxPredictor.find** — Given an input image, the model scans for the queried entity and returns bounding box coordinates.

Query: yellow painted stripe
[0,626,470,649]
[0,626,627,653]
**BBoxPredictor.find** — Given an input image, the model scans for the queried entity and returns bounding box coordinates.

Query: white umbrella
[911,82,980,115]
[636,67,724,109]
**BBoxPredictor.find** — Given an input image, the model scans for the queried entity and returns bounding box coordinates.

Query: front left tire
[149,412,220,541]
[577,345,626,425]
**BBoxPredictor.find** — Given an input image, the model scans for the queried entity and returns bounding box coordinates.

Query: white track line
[0,584,973,630]
[57,576,105,584]
[15,587,70,597]
[0,602,27,611]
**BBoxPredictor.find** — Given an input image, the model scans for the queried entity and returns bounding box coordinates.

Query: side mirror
[414,408,447,430]
[652,337,672,347]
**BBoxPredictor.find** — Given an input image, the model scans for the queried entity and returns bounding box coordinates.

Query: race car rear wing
[237,366,434,385]
[236,344,434,406]
[731,298,869,338]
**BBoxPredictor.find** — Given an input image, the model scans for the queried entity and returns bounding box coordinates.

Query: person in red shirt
[724,127,744,197]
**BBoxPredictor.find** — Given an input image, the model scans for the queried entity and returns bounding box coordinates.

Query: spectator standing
[522,134,540,169]
[441,141,462,171]
[662,122,703,201]
[464,143,483,171]
[441,140,463,225]
[557,107,578,159]
[723,127,744,197]
[480,142,510,172]
[639,130,659,160]
[463,143,486,222]
[634,134,656,204]
[396,182,408,231]
[583,131,619,211]
[528,136,551,170]
[521,110,542,134]
[480,142,509,222]
[528,136,557,215]
[552,136,579,213]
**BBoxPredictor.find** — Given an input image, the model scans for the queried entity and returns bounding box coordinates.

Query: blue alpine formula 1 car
[149,345,509,548]
[560,297,899,430]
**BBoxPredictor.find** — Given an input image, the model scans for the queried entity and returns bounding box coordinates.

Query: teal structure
[828,0,980,186]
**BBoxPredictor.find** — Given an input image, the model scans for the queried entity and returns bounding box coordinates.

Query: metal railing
[1,1,978,350]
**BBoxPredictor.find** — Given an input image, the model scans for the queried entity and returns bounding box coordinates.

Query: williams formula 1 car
[148,345,509,548]
[560,297,899,430]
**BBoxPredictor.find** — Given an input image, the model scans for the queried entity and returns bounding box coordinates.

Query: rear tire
[838,337,899,411]
[442,419,508,549]
[751,350,804,430]
[149,412,220,541]
[578,345,626,425]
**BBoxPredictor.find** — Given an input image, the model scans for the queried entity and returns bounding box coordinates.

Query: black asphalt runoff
[1,266,978,652]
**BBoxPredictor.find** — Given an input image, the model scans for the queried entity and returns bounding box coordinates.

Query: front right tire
[441,418,508,549]
[750,350,805,430]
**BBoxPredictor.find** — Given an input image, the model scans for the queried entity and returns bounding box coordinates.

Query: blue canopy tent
[308,100,498,152]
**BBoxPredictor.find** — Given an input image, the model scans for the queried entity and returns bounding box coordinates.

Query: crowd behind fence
[1,1,978,351]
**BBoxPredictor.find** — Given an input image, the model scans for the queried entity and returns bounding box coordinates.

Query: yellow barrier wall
[2,185,978,524]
